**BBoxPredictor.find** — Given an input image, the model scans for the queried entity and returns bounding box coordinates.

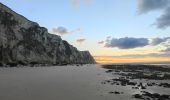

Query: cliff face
[0,3,95,66]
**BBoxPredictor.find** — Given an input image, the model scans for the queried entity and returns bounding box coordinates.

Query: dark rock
[101,82,106,84]
[18,61,26,66]
[0,62,3,66]
[164,74,170,80]
[153,93,160,98]
[106,69,113,73]
[159,83,170,88]
[139,83,146,89]
[102,64,170,73]
[127,81,137,86]
[6,62,18,67]
[109,91,121,94]
[132,87,139,89]
[141,86,146,89]
[104,78,140,87]
[133,94,143,99]
[141,91,170,100]
[114,91,120,94]
[161,94,170,99]
[102,64,170,80]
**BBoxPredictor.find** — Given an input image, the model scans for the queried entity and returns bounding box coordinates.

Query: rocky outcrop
[0,3,95,66]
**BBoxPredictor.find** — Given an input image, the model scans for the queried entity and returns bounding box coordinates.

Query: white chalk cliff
[0,3,95,66]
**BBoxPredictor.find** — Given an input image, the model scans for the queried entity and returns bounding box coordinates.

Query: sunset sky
[1,0,170,63]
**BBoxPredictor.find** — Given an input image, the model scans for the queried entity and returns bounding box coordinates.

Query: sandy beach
[0,64,170,100]
[1,1,170,100]
[0,64,131,100]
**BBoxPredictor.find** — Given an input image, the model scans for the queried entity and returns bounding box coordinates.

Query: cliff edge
[0,3,96,66]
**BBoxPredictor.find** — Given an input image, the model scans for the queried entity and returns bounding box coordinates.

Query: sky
[1,0,170,63]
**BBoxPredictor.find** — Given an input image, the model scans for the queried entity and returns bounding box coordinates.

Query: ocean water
[106,62,170,66]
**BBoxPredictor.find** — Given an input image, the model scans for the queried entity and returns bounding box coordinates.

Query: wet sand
[0,64,170,100]
[102,64,170,100]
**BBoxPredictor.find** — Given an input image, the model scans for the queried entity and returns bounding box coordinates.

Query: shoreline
[102,64,170,100]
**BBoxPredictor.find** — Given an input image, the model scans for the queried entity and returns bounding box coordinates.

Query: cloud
[106,36,111,40]
[151,37,170,54]
[98,36,111,45]
[104,37,170,49]
[76,38,86,44]
[156,7,170,29]
[70,28,81,33]
[151,37,170,45]
[70,0,93,8]
[162,47,170,52]
[105,37,149,49]
[95,52,170,58]
[137,0,170,29]
[98,41,104,44]
[71,0,80,8]
[84,0,93,5]
[52,27,68,35]
[106,36,111,39]
[52,27,81,35]
[137,0,170,14]
[127,53,170,58]
[105,36,112,42]
[161,39,170,52]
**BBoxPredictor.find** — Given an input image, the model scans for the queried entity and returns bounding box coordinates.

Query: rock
[106,69,113,73]
[132,87,139,89]
[159,83,170,88]
[140,91,170,100]
[133,94,143,99]
[109,91,114,94]
[0,3,96,66]
[127,81,137,86]
[0,62,2,66]
[114,91,120,94]
[109,91,122,94]
[141,86,146,89]
[161,94,170,99]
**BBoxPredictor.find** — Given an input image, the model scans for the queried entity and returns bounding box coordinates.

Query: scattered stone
[133,94,143,99]
[159,83,170,88]
[132,87,139,89]
[127,81,137,86]
[101,82,106,85]
[102,64,170,99]
[135,91,170,100]
[114,91,120,94]
[104,78,139,87]
[106,70,113,73]
[109,91,123,94]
